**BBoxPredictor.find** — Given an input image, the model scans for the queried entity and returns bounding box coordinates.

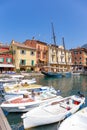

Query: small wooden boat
[0,86,62,112]
[21,93,85,129]
[59,107,87,130]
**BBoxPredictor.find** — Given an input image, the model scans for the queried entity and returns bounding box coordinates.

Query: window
[79,51,82,54]
[42,52,46,59]
[20,59,26,65]
[13,50,16,54]
[75,62,77,65]
[0,58,4,63]
[30,51,34,55]
[74,51,78,54]
[37,45,40,50]
[37,52,40,58]
[6,58,12,63]
[31,60,34,66]
[20,50,26,54]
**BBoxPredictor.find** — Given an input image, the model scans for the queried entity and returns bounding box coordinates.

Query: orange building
[24,40,48,71]
[70,47,87,71]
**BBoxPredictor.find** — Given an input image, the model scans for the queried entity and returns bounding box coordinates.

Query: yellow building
[10,40,36,71]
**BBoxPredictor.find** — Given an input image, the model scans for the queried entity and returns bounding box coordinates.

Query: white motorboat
[21,93,85,129]
[3,83,56,100]
[71,72,80,76]
[58,107,87,130]
[0,86,61,112]
[9,74,24,79]
[20,78,36,85]
[0,78,18,83]
[3,78,36,88]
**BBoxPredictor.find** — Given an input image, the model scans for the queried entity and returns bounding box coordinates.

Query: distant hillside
[81,44,87,48]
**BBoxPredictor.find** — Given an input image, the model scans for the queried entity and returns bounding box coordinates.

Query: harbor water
[2,75,87,130]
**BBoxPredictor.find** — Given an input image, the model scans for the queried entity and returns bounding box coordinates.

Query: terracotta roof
[0,50,10,53]
[12,41,36,50]
[24,39,48,46]
[36,40,48,45]
[23,40,36,48]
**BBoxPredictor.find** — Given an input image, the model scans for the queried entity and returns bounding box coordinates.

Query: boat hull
[23,113,65,129]
[41,71,62,78]
[59,107,87,130]
[22,95,85,129]
[1,96,62,112]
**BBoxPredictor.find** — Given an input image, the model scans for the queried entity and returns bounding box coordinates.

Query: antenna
[51,22,56,45]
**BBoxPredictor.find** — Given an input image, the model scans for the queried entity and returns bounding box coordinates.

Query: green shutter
[0,58,4,62]
[31,60,34,66]
[6,58,12,63]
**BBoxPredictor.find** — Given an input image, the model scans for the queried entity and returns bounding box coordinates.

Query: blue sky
[0,0,87,49]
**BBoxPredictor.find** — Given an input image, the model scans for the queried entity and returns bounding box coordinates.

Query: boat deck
[4,97,34,104]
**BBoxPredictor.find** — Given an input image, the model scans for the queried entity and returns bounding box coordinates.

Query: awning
[0,64,15,68]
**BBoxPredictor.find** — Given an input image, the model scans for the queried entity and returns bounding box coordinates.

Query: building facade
[24,40,48,71]
[47,44,72,72]
[0,44,14,73]
[70,47,87,71]
[10,40,36,71]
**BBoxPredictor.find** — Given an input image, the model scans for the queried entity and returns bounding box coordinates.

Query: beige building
[48,44,72,72]
[10,40,36,71]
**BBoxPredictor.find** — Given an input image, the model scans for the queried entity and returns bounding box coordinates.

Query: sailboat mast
[62,37,67,64]
[51,22,56,45]
[51,23,59,72]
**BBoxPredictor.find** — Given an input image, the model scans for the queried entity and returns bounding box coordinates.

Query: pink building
[0,44,15,73]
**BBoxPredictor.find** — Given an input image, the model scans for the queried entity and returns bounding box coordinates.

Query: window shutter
[0,58,4,62]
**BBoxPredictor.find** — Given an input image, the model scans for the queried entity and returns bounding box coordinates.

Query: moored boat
[0,77,18,83]
[71,71,80,76]
[62,72,71,77]
[21,93,85,129]
[41,71,62,78]
[0,86,62,112]
[3,84,57,100]
[58,107,87,130]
